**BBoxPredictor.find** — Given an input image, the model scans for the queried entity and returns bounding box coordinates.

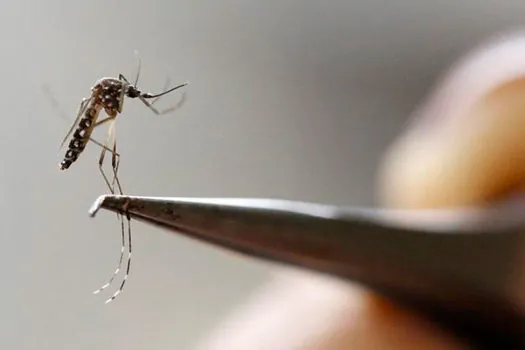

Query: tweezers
[89,194,525,349]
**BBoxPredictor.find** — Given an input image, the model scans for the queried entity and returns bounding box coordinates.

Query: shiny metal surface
[91,194,525,347]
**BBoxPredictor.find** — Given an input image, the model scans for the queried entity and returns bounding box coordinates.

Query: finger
[379,31,525,208]
[198,270,466,350]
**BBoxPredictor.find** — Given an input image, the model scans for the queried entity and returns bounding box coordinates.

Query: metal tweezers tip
[89,194,112,217]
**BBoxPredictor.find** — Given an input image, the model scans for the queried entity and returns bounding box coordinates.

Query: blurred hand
[198,32,525,350]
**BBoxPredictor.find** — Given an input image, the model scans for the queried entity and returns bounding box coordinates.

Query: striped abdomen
[59,104,102,170]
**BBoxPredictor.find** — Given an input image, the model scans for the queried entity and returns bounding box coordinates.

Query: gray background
[1,0,524,349]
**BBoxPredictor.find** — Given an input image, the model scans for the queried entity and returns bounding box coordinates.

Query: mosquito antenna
[133,50,141,87]
[143,82,188,99]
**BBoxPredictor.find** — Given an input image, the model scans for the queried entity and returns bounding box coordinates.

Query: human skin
[198,33,525,350]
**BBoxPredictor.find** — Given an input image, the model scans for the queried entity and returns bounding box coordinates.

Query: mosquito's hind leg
[96,118,123,232]
[110,138,123,195]
[89,116,122,178]
[93,214,126,296]
[90,135,122,194]
[88,137,119,156]
[104,209,132,304]
[96,116,123,198]
[93,118,129,298]
[106,117,123,195]
[102,135,132,304]
[97,117,118,194]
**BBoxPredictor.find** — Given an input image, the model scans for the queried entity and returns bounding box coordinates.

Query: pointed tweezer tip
[89,194,140,218]
[89,195,107,217]
[89,194,127,217]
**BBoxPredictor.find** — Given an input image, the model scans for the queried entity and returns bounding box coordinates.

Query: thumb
[379,32,525,209]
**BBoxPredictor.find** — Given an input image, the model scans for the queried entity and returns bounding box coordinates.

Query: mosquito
[48,55,188,303]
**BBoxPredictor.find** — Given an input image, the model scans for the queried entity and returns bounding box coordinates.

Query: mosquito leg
[94,115,123,195]
[97,118,117,194]
[98,153,115,194]
[111,152,122,195]
[93,215,126,296]
[99,131,131,303]
[88,137,120,157]
[93,118,128,297]
[89,136,122,193]
[92,114,121,184]
[105,209,132,304]
[109,129,123,195]
[98,126,132,303]
[61,113,120,164]
[102,134,132,303]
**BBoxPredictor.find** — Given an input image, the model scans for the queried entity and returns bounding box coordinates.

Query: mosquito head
[125,85,141,99]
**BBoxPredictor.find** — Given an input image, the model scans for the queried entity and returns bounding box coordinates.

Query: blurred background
[1,0,525,348]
